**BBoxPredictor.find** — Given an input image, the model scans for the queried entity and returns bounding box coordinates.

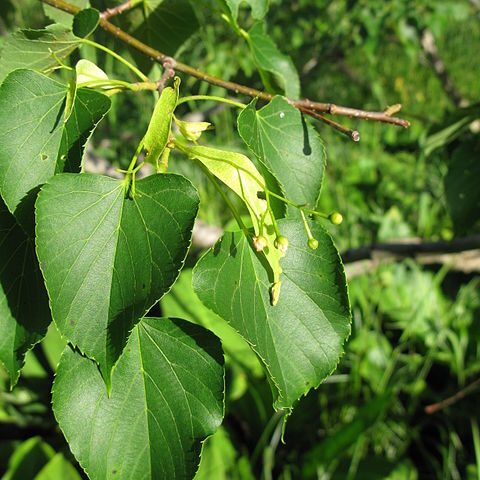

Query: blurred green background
[1,0,479,479]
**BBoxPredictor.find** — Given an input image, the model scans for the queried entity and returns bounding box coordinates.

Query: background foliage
[0,0,479,479]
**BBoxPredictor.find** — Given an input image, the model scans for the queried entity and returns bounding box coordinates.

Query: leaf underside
[52,317,225,480]
[0,198,51,387]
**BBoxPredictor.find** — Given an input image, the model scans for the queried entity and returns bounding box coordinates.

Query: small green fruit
[252,235,267,252]
[274,235,289,253]
[329,212,343,225]
[308,238,319,250]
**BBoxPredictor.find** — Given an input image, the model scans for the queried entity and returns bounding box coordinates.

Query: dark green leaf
[0,69,110,233]
[238,96,326,209]
[35,173,199,385]
[110,0,198,74]
[193,218,351,409]
[0,199,51,387]
[445,139,480,231]
[247,22,300,99]
[0,26,80,83]
[43,0,90,26]
[2,437,54,480]
[52,317,225,480]
[72,8,100,38]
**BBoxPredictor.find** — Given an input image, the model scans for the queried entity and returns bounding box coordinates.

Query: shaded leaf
[35,173,199,385]
[0,69,110,233]
[193,218,351,409]
[238,96,326,209]
[445,138,480,232]
[0,200,51,387]
[2,437,54,480]
[43,0,90,26]
[72,8,100,38]
[247,22,300,99]
[0,25,80,83]
[52,317,224,480]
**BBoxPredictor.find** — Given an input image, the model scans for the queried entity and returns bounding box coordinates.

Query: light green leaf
[52,317,224,480]
[2,437,54,480]
[43,0,90,26]
[247,22,300,99]
[76,59,109,86]
[0,25,80,83]
[34,453,82,480]
[72,8,100,38]
[193,218,351,409]
[0,199,51,387]
[0,69,111,233]
[143,79,179,168]
[238,96,326,209]
[35,173,199,385]
[185,144,283,288]
[224,0,269,20]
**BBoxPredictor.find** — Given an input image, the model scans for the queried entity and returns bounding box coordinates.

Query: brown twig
[100,0,133,20]
[425,378,480,414]
[40,0,410,128]
[299,106,360,141]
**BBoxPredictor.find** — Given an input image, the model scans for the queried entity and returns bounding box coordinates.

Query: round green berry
[329,212,343,225]
[274,235,289,253]
[308,237,319,250]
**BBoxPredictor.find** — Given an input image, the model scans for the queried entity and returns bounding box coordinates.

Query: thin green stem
[198,162,249,236]
[265,190,280,237]
[264,189,330,219]
[177,95,246,109]
[300,210,314,240]
[80,38,148,81]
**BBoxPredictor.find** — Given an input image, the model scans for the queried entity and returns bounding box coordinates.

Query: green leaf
[185,144,283,288]
[193,218,351,409]
[224,0,269,20]
[35,173,199,385]
[161,269,263,376]
[43,0,90,26]
[238,96,326,209]
[445,139,480,232]
[143,79,179,168]
[110,0,199,73]
[2,437,54,480]
[0,25,80,83]
[72,8,100,38]
[0,198,51,387]
[34,453,82,480]
[247,22,300,99]
[0,69,111,233]
[52,317,224,480]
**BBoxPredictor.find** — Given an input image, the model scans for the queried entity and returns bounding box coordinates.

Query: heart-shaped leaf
[238,96,326,209]
[72,8,100,38]
[0,69,110,233]
[247,22,300,99]
[0,26,80,83]
[193,218,351,409]
[0,198,51,387]
[52,317,225,480]
[35,173,199,385]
